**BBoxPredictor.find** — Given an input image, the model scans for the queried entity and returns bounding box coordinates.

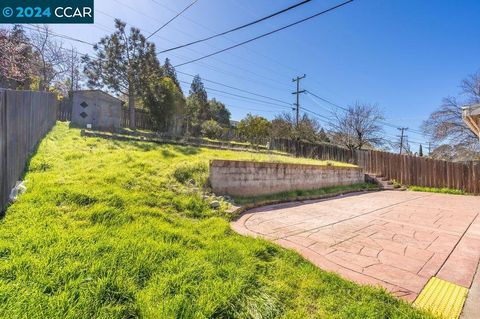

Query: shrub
[201,120,223,139]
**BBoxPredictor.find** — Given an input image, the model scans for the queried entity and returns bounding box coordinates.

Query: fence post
[0,90,6,211]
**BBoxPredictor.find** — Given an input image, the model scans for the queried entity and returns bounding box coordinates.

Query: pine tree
[83,19,158,130]
[419,144,424,157]
[185,75,209,135]
[189,75,207,103]
[163,58,182,93]
[189,75,209,121]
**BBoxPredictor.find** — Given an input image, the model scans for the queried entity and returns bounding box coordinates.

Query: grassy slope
[0,123,433,319]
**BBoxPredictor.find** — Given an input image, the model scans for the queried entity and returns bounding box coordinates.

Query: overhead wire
[159,0,313,53]
[146,0,199,39]
[22,9,430,148]
[173,0,355,67]
[150,0,310,84]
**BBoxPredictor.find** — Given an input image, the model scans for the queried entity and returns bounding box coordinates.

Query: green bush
[201,120,223,139]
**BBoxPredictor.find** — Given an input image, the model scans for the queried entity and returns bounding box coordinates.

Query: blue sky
[18,0,480,148]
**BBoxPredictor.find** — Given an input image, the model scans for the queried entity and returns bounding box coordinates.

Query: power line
[21,25,95,46]
[306,90,348,111]
[21,25,432,147]
[307,89,429,139]
[151,0,321,92]
[146,0,199,40]
[159,0,313,53]
[21,25,296,113]
[177,71,292,105]
[109,0,315,91]
[173,0,355,67]
[302,107,334,123]
[97,7,295,91]
[37,11,292,93]
[178,80,291,109]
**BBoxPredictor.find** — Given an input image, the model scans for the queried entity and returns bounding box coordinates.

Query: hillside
[0,123,433,318]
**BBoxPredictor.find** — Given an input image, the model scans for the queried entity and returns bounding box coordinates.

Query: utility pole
[428,141,432,156]
[292,74,306,127]
[397,127,408,154]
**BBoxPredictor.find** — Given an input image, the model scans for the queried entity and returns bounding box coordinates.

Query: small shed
[71,90,122,130]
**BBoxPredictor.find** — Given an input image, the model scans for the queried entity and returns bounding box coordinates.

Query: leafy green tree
[142,76,184,133]
[208,98,231,127]
[270,112,329,143]
[201,120,223,139]
[83,19,159,130]
[237,114,272,145]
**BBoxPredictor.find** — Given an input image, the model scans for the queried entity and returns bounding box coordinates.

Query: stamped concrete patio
[232,191,480,302]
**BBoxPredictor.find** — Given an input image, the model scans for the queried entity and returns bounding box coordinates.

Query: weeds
[408,185,466,195]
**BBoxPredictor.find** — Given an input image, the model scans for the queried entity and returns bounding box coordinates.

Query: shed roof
[71,90,123,104]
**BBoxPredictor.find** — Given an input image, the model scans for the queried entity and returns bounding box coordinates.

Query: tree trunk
[128,88,136,130]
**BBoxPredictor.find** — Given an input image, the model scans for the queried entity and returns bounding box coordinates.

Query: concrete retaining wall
[209,160,365,197]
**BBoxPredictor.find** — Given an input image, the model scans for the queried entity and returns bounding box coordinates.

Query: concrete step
[365,174,406,191]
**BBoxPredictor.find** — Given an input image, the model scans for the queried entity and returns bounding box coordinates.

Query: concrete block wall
[209,160,365,197]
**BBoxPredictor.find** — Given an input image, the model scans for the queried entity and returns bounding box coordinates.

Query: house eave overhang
[462,104,480,140]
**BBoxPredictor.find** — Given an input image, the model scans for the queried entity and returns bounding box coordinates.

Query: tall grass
[0,123,433,318]
[408,186,466,195]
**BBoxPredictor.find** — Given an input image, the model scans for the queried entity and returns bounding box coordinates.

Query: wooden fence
[0,89,57,212]
[357,149,480,194]
[57,98,72,121]
[121,108,154,130]
[270,138,480,195]
[270,138,357,163]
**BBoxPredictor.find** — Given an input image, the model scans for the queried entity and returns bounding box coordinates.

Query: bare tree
[29,25,69,91]
[330,102,385,150]
[422,70,480,147]
[53,47,83,95]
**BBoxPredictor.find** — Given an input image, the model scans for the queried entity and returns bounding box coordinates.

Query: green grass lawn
[0,123,434,319]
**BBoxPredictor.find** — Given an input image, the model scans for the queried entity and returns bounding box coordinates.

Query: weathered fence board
[57,98,72,121]
[121,108,154,130]
[362,149,479,193]
[270,139,479,194]
[0,89,57,212]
